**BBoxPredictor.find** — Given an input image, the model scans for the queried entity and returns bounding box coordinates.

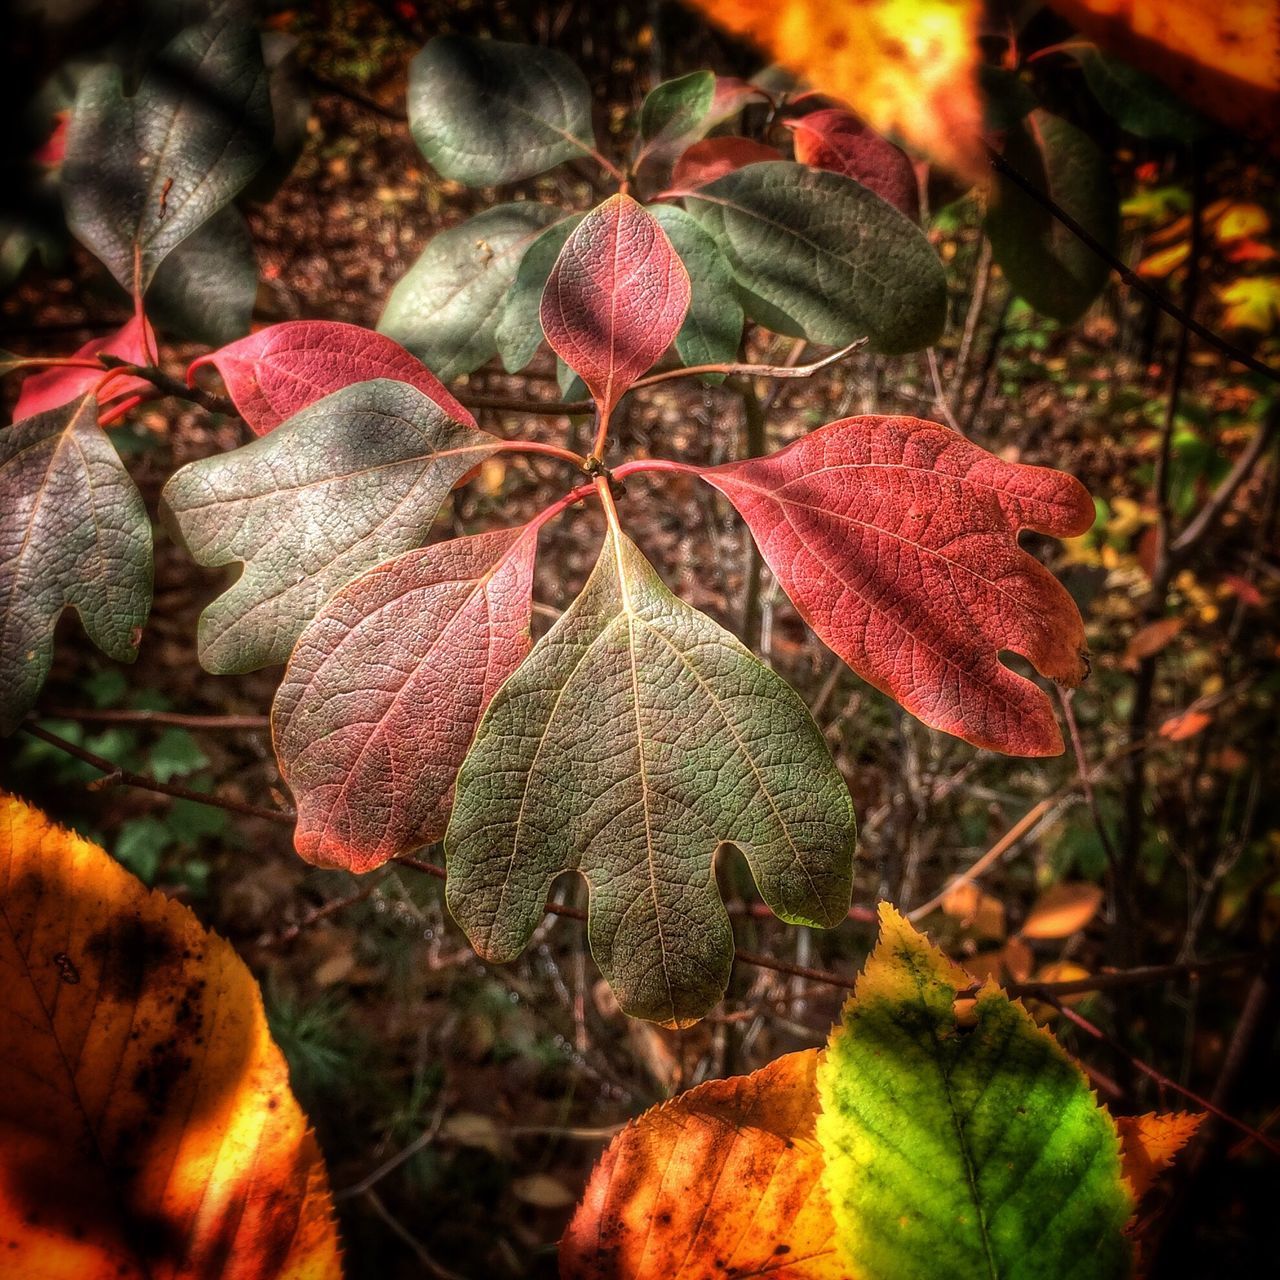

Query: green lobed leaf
[379,203,562,382]
[984,110,1119,326]
[817,904,1133,1280]
[145,204,257,347]
[681,162,947,353]
[445,527,856,1027]
[1077,48,1210,143]
[650,204,744,376]
[0,396,152,735]
[408,35,595,185]
[494,214,584,374]
[160,379,500,674]
[61,9,272,292]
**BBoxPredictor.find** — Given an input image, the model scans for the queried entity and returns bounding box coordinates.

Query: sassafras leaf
[273,527,537,873]
[703,415,1095,755]
[445,528,855,1026]
[161,379,500,674]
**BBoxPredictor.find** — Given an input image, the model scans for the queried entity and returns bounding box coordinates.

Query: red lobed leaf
[12,316,154,421]
[188,320,475,435]
[670,135,783,189]
[703,416,1095,755]
[786,108,920,220]
[540,194,690,423]
[272,526,537,873]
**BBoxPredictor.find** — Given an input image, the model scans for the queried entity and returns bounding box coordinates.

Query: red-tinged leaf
[703,416,1095,755]
[710,75,769,121]
[273,526,536,873]
[12,316,154,421]
[1116,1112,1204,1200]
[671,135,783,189]
[188,320,475,434]
[786,108,919,220]
[540,194,690,422]
[34,111,68,168]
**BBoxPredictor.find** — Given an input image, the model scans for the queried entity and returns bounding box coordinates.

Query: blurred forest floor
[2,2,1277,1276]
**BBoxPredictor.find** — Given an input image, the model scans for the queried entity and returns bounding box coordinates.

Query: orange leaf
[1021,882,1105,939]
[1135,241,1190,278]
[560,1050,842,1277]
[1122,615,1185,669]
[1116,1112,1204,1199]
[1158,707,1213,741]
[681,0,987,184]
[0,793,341,1279]
[942,881,1007,940]
[1046,0,1280,153]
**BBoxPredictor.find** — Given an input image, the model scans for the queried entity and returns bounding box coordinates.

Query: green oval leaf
[1078,48,1211,143]
[62,11,272,292]
[408,35,596,185]
[984,110,1119,325]
[494,214,584,374]
[445,527,856,1027]
[651,203,744,375]
[817,904,1133,1280]
[379,203,562,382]
[680,162,947,353]
[161,379,500,674]
[0,396,152,734]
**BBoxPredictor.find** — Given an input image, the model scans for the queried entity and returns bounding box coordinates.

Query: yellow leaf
[682,0,987,183]
[1136,241,1190,278]
[1021,882,1106,938]
[560,1050,842,1277]
[1214,202,1270,243]
[1217,275,1280,332]
[1116,1111,1204,1199]
[0,793,341,1280]
[1047,0,1280,153]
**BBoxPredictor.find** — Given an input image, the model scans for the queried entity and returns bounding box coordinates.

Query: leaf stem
[611,457,704,481]
[493,438,588,468]
[631,338,867,391]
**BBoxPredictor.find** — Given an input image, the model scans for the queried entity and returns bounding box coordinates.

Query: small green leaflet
[650,204,744,375]
[0,396,152,734]
[680,161,946,353]
[640,72,715,143]
[817,904,1133,1280]
[408,36,596,185]
[61,10,271,292]
[379,203,562,382]
[446,527,855,1027]
[161,379,500,674]
[985,111,1119,326]
[1077,48,1210,143]
[495,214,584,374]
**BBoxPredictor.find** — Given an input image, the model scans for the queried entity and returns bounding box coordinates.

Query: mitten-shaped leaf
[189,320,474,435]
[681,162,945,352]
[985,110,1118,325]
[274,527,537,873]
[0,793,341,1279]
[62,10,271,292]
[380,203,562,381]
[561,1050,843,1278]
[495,215,585,374]
[671,136,783,189]
[651,205,744,373]
[703,416,1094,755]
[817,904,1133,1280]
[446,528,855,1027]
[408,35,595,185]
[787,108,919,220]
[161,379,499,674]
[13,316,154,420]
[0,396,151,735]
[541,195,690,422]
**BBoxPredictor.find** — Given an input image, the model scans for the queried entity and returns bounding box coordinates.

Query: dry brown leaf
[1117,1111,1205,1199]
[560,1050,842,1277]
[682,0,987,183]
[1122,616,1185,669]
[1048,0,1280,151]
[943,881,1007,940]
[1021,882,1106,939]
[0,792,341,1279]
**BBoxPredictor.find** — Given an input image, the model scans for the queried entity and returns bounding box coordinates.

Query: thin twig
[36,708,270,731]
[21,724,294,824]
[98,356,239,415]
[632,338,867,391]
